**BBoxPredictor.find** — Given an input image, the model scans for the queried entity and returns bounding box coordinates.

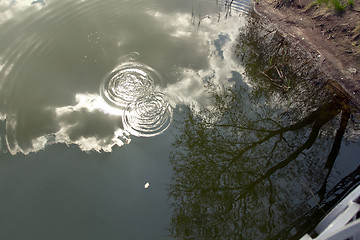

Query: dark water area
[0,0,359,239]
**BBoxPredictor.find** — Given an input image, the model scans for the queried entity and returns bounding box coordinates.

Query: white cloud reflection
[156,12,248,111]
[0,0,45,25]
[53,94,131,152]
[3,94,130,155]
[1,9,248,154]
[149,11,194,38]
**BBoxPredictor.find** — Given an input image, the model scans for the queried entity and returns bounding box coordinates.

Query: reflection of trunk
[231,101,353,238]
[259,123,323,181]
[249,104,339,189]
[326,110,350,169]
[222,100,342,197]
[318,110,350,200]
[228,100,341,171]
[280,100,340,133]
[170,95,352,239]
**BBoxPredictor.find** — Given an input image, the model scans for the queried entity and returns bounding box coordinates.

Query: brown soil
[253,0,360,108]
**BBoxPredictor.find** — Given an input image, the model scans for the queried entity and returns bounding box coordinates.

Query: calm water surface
[0,0,359,239]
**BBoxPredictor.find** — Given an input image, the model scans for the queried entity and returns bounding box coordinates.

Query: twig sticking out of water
[299,180,326,214]
[261,64,291,91]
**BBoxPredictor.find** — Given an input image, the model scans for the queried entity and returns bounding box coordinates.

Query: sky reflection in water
[0,0,246,154]
[0,1,359,240]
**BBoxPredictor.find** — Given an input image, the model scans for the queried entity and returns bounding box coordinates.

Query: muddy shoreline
[251,0,360,109]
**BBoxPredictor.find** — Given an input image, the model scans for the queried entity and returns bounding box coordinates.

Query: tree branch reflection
[169,85,353,239]
[168,15,358,239]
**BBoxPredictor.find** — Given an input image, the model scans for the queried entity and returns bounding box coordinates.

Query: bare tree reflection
[169,87,352,239]
[168,14,359,240]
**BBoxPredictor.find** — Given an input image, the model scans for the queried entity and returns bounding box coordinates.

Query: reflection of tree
[169,83,353,239]
[168,14,358,239]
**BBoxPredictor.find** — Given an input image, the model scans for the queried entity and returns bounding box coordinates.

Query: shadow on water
[168,12,360,240]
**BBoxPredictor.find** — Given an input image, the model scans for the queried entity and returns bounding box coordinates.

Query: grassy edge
[304,0,353,13]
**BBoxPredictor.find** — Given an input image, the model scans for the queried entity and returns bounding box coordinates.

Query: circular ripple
[101,62,162,109]
[123,93,173,137]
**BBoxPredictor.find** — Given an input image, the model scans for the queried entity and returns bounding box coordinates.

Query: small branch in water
[275,65,284,79]
[261,70,278,82]
[300,180,326,213]
[261,65,291,91]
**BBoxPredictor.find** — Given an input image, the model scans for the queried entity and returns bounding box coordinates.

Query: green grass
[308,0,347,12]
[347,0,355,8]
[333,0,346,12]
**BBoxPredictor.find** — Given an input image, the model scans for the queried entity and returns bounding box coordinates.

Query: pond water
[0,0,359,239]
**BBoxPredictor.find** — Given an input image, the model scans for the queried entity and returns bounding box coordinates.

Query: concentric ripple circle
[123,93,173,137]
[100,62,162,109]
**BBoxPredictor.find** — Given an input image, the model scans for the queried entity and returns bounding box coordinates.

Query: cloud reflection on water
[0,0,44,25]
[159,12,247,111]
[0,4,246,154]
[54,94,130,152]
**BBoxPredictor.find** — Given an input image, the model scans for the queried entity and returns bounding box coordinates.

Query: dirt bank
[252,0,360,108]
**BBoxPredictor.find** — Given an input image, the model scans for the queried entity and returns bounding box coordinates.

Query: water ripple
[123,92,173,137]
[100,62,161,108]
[101,62,173,137]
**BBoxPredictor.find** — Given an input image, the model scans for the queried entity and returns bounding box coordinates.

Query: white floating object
[144,182,150,189]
